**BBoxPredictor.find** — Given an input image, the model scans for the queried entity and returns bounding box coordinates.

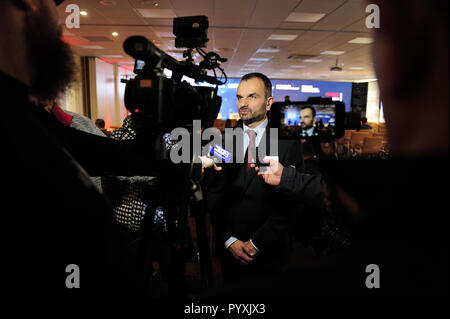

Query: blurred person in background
[95,118,112,137]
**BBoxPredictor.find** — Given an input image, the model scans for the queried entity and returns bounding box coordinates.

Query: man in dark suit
[247,0,449,301]
[206,73,319,283]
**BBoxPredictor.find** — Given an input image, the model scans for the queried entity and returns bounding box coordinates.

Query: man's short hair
[95,118,105,128]
[301,105,316,118]
[240,73,272,99]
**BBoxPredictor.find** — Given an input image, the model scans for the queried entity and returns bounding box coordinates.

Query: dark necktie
[245,129,256,172]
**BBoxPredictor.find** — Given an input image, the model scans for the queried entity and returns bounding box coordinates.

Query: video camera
[120,17,229,292]
[122,16,227,133]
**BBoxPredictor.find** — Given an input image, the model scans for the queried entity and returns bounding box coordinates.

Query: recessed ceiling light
[303,59,322,63]
[321,51,345,55]
[268,34,298,41]
[290,65,305,68]
[79,45,104,49]
[137,8,176,18]
[256,48,280,53]
[348,37,374,44]
[249,57,271,62]
[285,12,326,23]
[349,67,364,70]
[111,32,119,37]
[80,10,88,16]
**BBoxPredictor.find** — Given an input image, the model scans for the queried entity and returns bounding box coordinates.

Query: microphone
[207,144,233,163]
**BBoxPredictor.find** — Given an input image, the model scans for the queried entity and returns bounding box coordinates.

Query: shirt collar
[243,117,268,136]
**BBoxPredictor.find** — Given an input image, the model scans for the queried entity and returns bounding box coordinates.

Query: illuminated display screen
[196,78,353,119]
[280,104,337,137]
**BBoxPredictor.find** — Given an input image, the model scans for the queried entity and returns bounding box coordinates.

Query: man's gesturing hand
[199,156,222,176]
[251,159,284,186]
[228,240,255,265]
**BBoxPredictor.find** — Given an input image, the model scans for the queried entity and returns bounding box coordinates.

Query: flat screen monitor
[270,97,345,141]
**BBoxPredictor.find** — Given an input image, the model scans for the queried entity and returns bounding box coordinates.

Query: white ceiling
[59,0,377,82]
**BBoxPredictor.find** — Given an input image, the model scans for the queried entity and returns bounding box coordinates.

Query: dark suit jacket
[206,121,304,269]
[0,71,158,298]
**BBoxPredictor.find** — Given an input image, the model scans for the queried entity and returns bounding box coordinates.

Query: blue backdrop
[196,78,353,119]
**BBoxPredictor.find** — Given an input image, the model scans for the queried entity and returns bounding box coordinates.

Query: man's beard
[239,106,266,125]
[301,123,312,130]
[25,5,76,100]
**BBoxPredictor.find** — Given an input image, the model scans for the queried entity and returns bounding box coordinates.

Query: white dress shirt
[224,117,268,251]
[242,117,268,155]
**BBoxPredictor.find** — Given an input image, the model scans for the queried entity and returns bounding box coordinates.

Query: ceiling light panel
[285,12,326,23]
[348,37,374,44]
[249,57,271,62]
[256,48,281,53]
[321,51,345,55]
[267,34,298,41]
[79,45,104,49]
[137,8,176,18]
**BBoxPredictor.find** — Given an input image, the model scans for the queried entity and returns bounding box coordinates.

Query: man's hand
[199,156,222,176]
[251,159,284,186]
[242,241,258,258]
[228,240,255,265]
